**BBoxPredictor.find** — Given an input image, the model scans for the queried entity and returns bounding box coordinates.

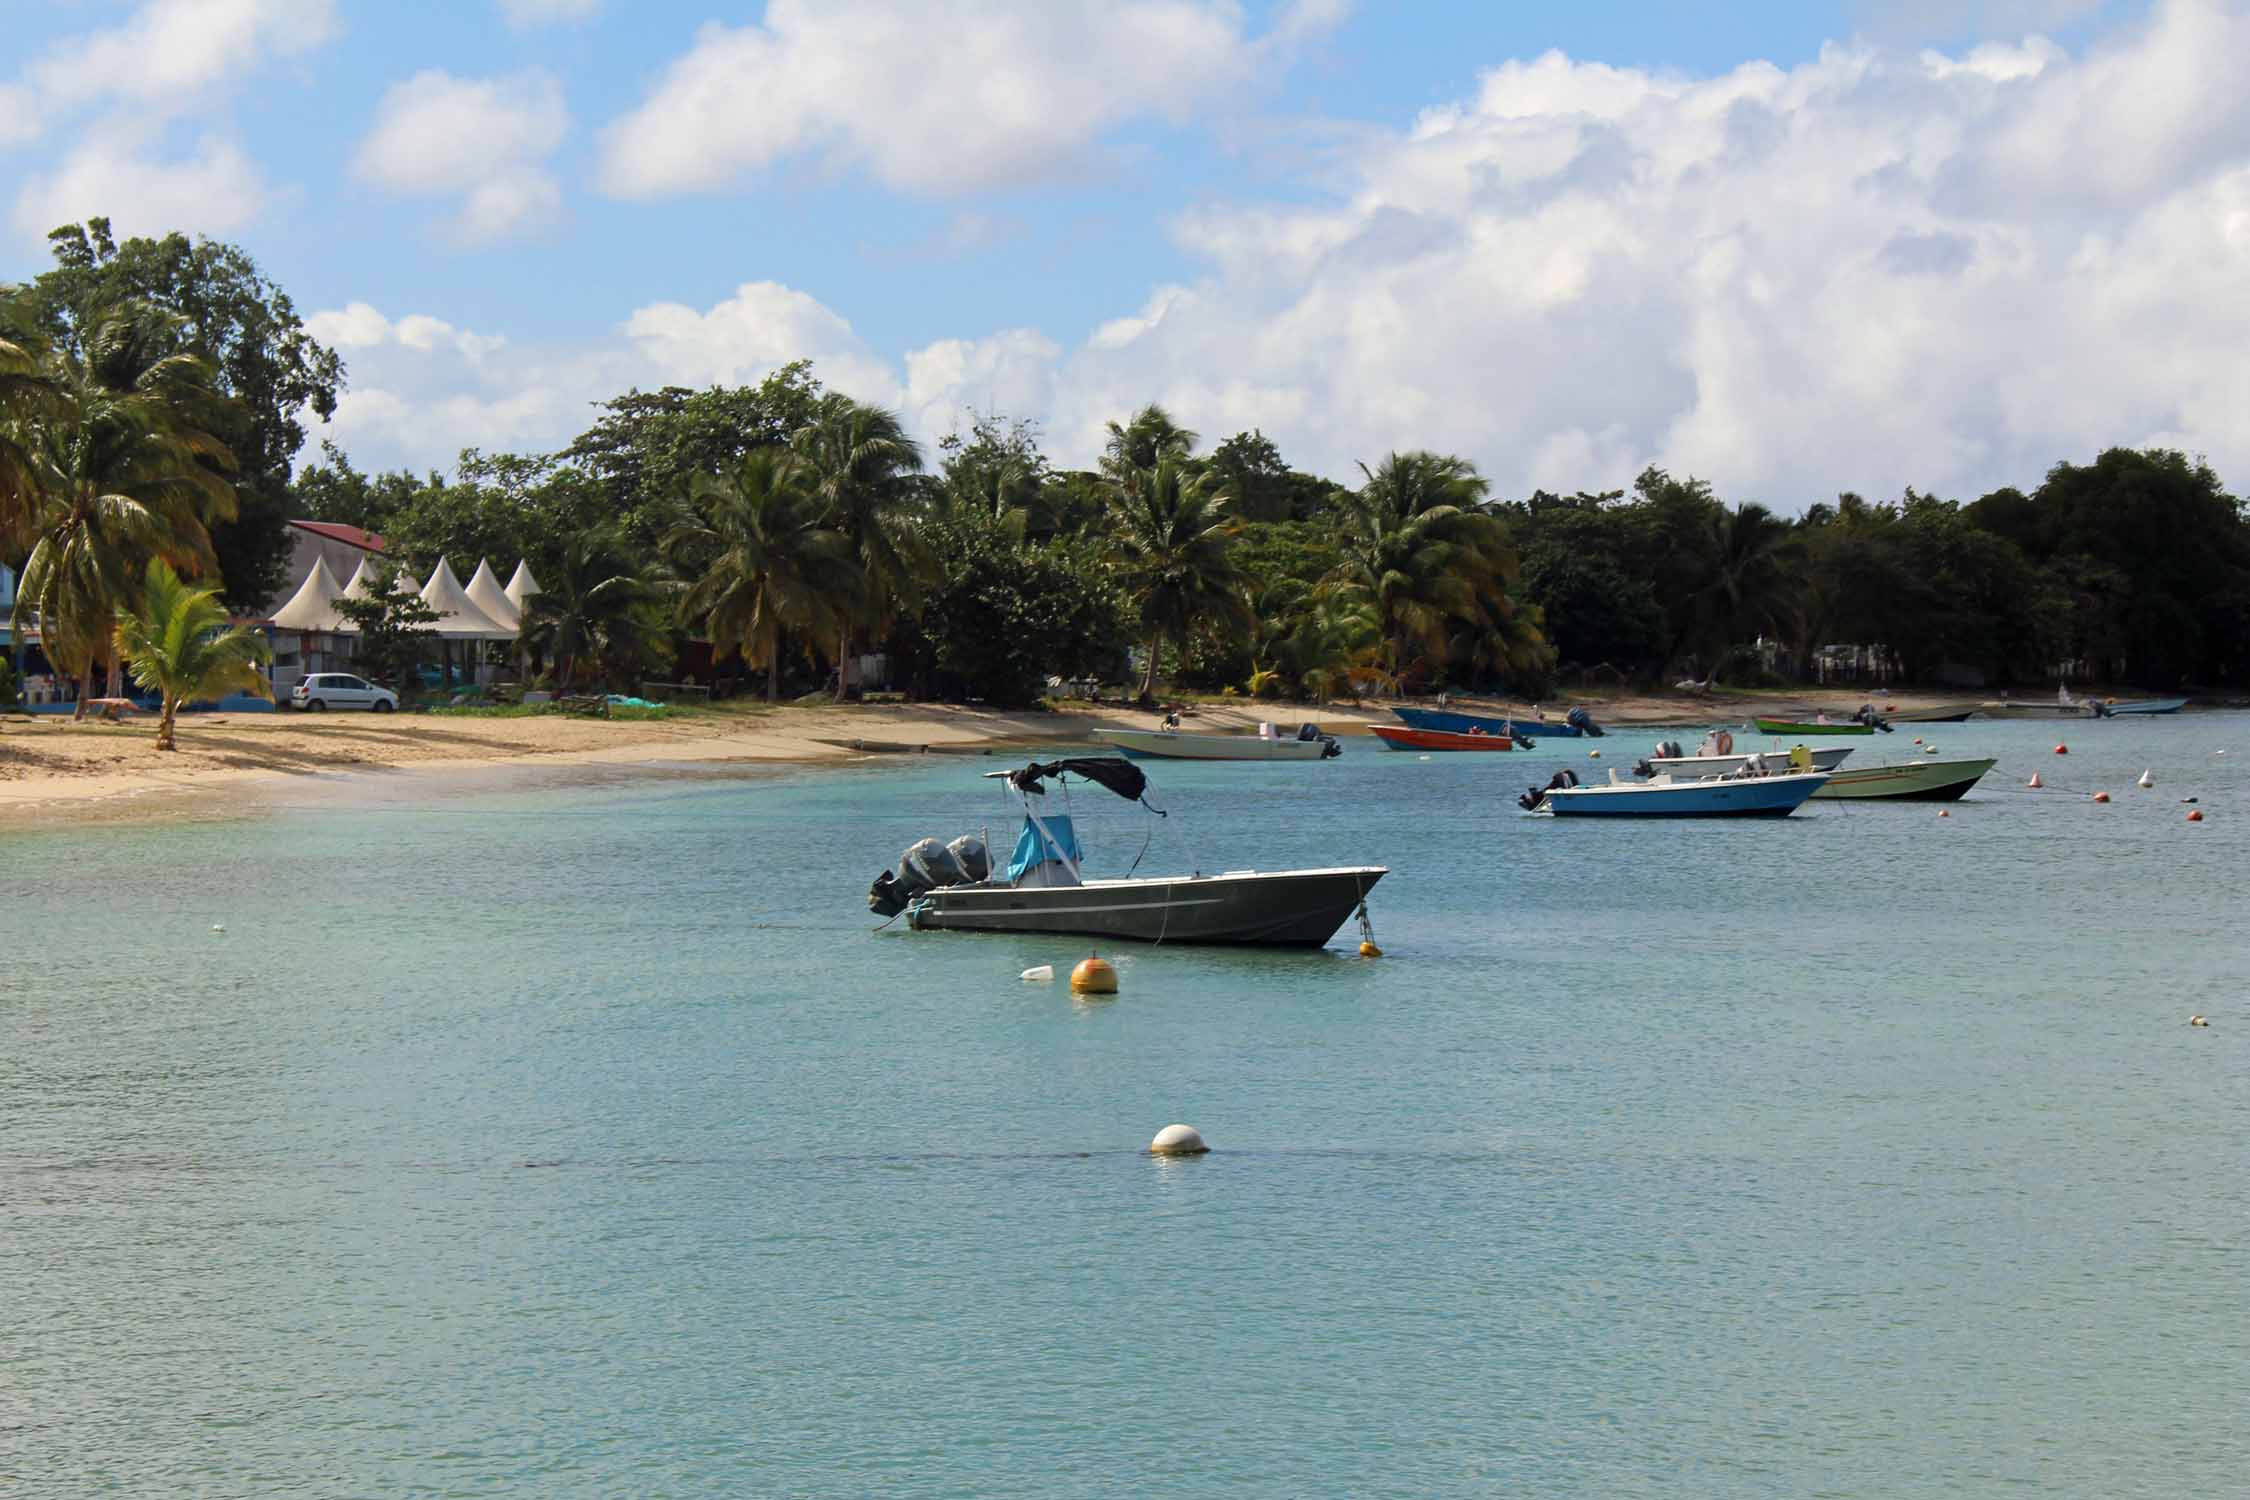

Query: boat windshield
[1006,814,1083,882]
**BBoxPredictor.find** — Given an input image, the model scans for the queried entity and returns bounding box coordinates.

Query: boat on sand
[867,758,1384,946]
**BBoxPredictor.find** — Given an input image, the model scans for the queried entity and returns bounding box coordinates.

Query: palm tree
[114,557,271,749]
[1107,457,1248,701]
[1329,451,1535,689]
[1,290,61,550]
[793,394,925,700]
[1692,502,1795,662]
[10,300,238,716]
[522,529,660,693]
[666,449,860,703]
[1101,404,1198,496]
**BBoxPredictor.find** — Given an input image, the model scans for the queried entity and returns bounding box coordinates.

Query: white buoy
[1148,1123,1209,1155]
[2137,768,2154,789]
[210,923,225,933]
[1418,754,1432,762]
[1020,965,1054,982]
[2189,1015,2209,1027]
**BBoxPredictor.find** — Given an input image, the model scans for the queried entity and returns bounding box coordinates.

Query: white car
[290,672,398,712]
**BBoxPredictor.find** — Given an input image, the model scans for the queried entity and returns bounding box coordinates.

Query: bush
[0,656,18,709]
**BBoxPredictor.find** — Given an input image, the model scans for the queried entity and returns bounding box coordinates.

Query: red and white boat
[1369,724,1516,752]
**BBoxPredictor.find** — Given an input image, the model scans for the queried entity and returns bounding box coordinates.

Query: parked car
[290,673,398,712]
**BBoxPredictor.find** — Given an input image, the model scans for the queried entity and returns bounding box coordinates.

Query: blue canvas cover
[1006,815,1081,881]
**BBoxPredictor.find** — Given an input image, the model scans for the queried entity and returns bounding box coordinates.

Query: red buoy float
[2188,809,2205,822]
[2055,743,2069,755]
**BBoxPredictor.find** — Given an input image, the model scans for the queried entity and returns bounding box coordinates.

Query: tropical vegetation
[113,558,273,749]
[9,216,2250,745]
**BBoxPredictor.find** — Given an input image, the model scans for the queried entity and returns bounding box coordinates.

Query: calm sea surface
[4,714,2246,1496]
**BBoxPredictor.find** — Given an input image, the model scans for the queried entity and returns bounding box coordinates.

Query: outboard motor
[1295,721,1344,758]
[946,834,991,884]
[1853,704,1894,733]
[1633,757,1656,779]
[869,834,983,917]
[1518,767,1581,811]
[1566,706,1604,737]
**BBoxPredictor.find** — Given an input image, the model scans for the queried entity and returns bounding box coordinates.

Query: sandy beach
[0,686,1997,823]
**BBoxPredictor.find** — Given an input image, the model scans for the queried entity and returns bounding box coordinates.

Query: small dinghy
[868,758,1385,946]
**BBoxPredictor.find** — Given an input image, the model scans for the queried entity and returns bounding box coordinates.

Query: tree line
[9,219,2249,721]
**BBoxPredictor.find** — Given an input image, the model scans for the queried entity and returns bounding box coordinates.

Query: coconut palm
[522,528,660,693]
[10,300,238,715]
[1101,403,1198,496]
[1107,457,1248,700]
[113,557,272,749]
[0,291,60,549]
[1695,501,1795,653]
[666,448,860,702]
[793,394,926,700]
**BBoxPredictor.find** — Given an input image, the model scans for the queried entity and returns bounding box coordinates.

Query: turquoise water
[5,716,2246,1496]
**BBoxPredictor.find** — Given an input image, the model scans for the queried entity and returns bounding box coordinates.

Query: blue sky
[11,0,2240,510]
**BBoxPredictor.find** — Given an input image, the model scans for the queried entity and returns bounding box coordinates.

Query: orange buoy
[1913,737,1924,745]
[2027,773,2043,788]
[2188,809,2205,822]
[2092,791,2111,804]
[1070,954,1118,994]
[1938,809,1951,818]
[2055,743,2069,755]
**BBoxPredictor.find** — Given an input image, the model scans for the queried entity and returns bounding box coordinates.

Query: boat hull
[1751,718,1879,736]
[1885,702,1982,723]
[1973,702,2096,719]
[1810,757,1997,801]
[1393,706,1582,738]
[1541,771,1829,817]
[906,867,1387,946]
[1093,728,1331,761]
[2106,697,2189,715]
[1370,725,1514,751]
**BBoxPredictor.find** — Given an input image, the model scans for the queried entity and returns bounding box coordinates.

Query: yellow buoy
[1359,940,1383,958]
[1070,954,1118,994]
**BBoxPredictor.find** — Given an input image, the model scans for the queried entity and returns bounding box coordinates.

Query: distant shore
[0,686,2074,823]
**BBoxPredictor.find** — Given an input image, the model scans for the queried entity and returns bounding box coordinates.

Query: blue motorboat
[1524,767,1828,817]
[1393,705,1602,739]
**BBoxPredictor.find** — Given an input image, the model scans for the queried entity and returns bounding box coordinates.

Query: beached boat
[1810,757,1997,801]
[1751,717,1889,736]
[2105,697,2189,716]
[1884,701,1982,723]
[867,758,1384,946]
[1369,725,1514,752]
[1526,767,1829,817]
[1094,725,1340,760]
[1392,705,1601,738]
[1973,699,2099,719]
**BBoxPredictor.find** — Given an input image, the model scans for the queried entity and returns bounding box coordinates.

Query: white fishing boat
[867,758,1384,945]
[1093,724,1340,760]
[1634,730,1852,780]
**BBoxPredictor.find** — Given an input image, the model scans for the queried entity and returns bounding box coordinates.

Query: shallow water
[4,715,2246,1496]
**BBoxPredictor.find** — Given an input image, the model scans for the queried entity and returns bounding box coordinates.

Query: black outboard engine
[1566,706,1604,737]
[1295,722,1344,758]
[1517,767,1581,811]
[1853,704,1894,733]
[2091,699,2112,719]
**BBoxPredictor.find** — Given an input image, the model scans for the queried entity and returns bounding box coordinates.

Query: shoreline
[0,686,2107,825]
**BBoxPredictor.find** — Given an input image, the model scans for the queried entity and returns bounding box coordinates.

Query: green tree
[1101,403,1197,497]
[793,393,926,700]
[522,528,661,693]
[1106,457,1248,700]
[1,291,61,547]
[935,410,1052,537]
[288,441,430,535]
[27,218,342,608]
[332,576,442,698]
[113,557,273,749]
[666,449,859,702]
[11,298,240,716]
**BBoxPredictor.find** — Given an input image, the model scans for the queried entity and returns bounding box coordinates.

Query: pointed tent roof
[465,558,520,632]
[504,559,542,615]
[269,555,351,632]
[340,556,384,603]
[419,557,516,640]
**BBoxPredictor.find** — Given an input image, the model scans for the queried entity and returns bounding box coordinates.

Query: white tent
[269,556,351,632]
[339,557,384,605]
[504,559,542,619]
[464,558,520,632]
[418,557,516,640]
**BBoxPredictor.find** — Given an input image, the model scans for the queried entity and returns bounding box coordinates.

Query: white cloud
[598,0,1342,198]
[499,0,601,25]
[18,0,336,129]
[0,83,38,146]
[354,70,568,242]
[13,122,267,243]
[305,303,507,362]
[324,1,2250,511]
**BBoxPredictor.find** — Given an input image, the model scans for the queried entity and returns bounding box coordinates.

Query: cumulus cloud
[326,0,2250,510]
[598,0,1343,198]
[305,303,506,361]
[15,0,336,129]
[12,122,267,242]
[499,0,601,25]
[354,70,568,242]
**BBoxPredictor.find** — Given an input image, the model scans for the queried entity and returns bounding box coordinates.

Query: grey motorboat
[867,758,1386,947]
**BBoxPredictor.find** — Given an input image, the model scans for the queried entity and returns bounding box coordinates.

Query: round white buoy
[1020,965,1055,982]
[2188,1015,2209,1027]
[1588,749,1601,759]
[1418,754,1432,762]
[1148,1123,1209,1155]
[2137,768,2154,789]
[210,923,225,933]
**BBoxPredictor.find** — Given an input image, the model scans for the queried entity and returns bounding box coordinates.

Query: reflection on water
[3,715,2246,1495]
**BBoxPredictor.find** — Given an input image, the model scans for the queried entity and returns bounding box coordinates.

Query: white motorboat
[1094,724,1340,760]
[1635,731,1852,780]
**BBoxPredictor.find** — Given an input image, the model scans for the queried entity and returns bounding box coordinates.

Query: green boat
[1810,757,1997,801]
[1751,716,1890,736]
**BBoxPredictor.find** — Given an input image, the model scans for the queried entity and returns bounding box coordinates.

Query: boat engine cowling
[869,833,988,917]
[947,834,991,884]
[1567,706,1603,737]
